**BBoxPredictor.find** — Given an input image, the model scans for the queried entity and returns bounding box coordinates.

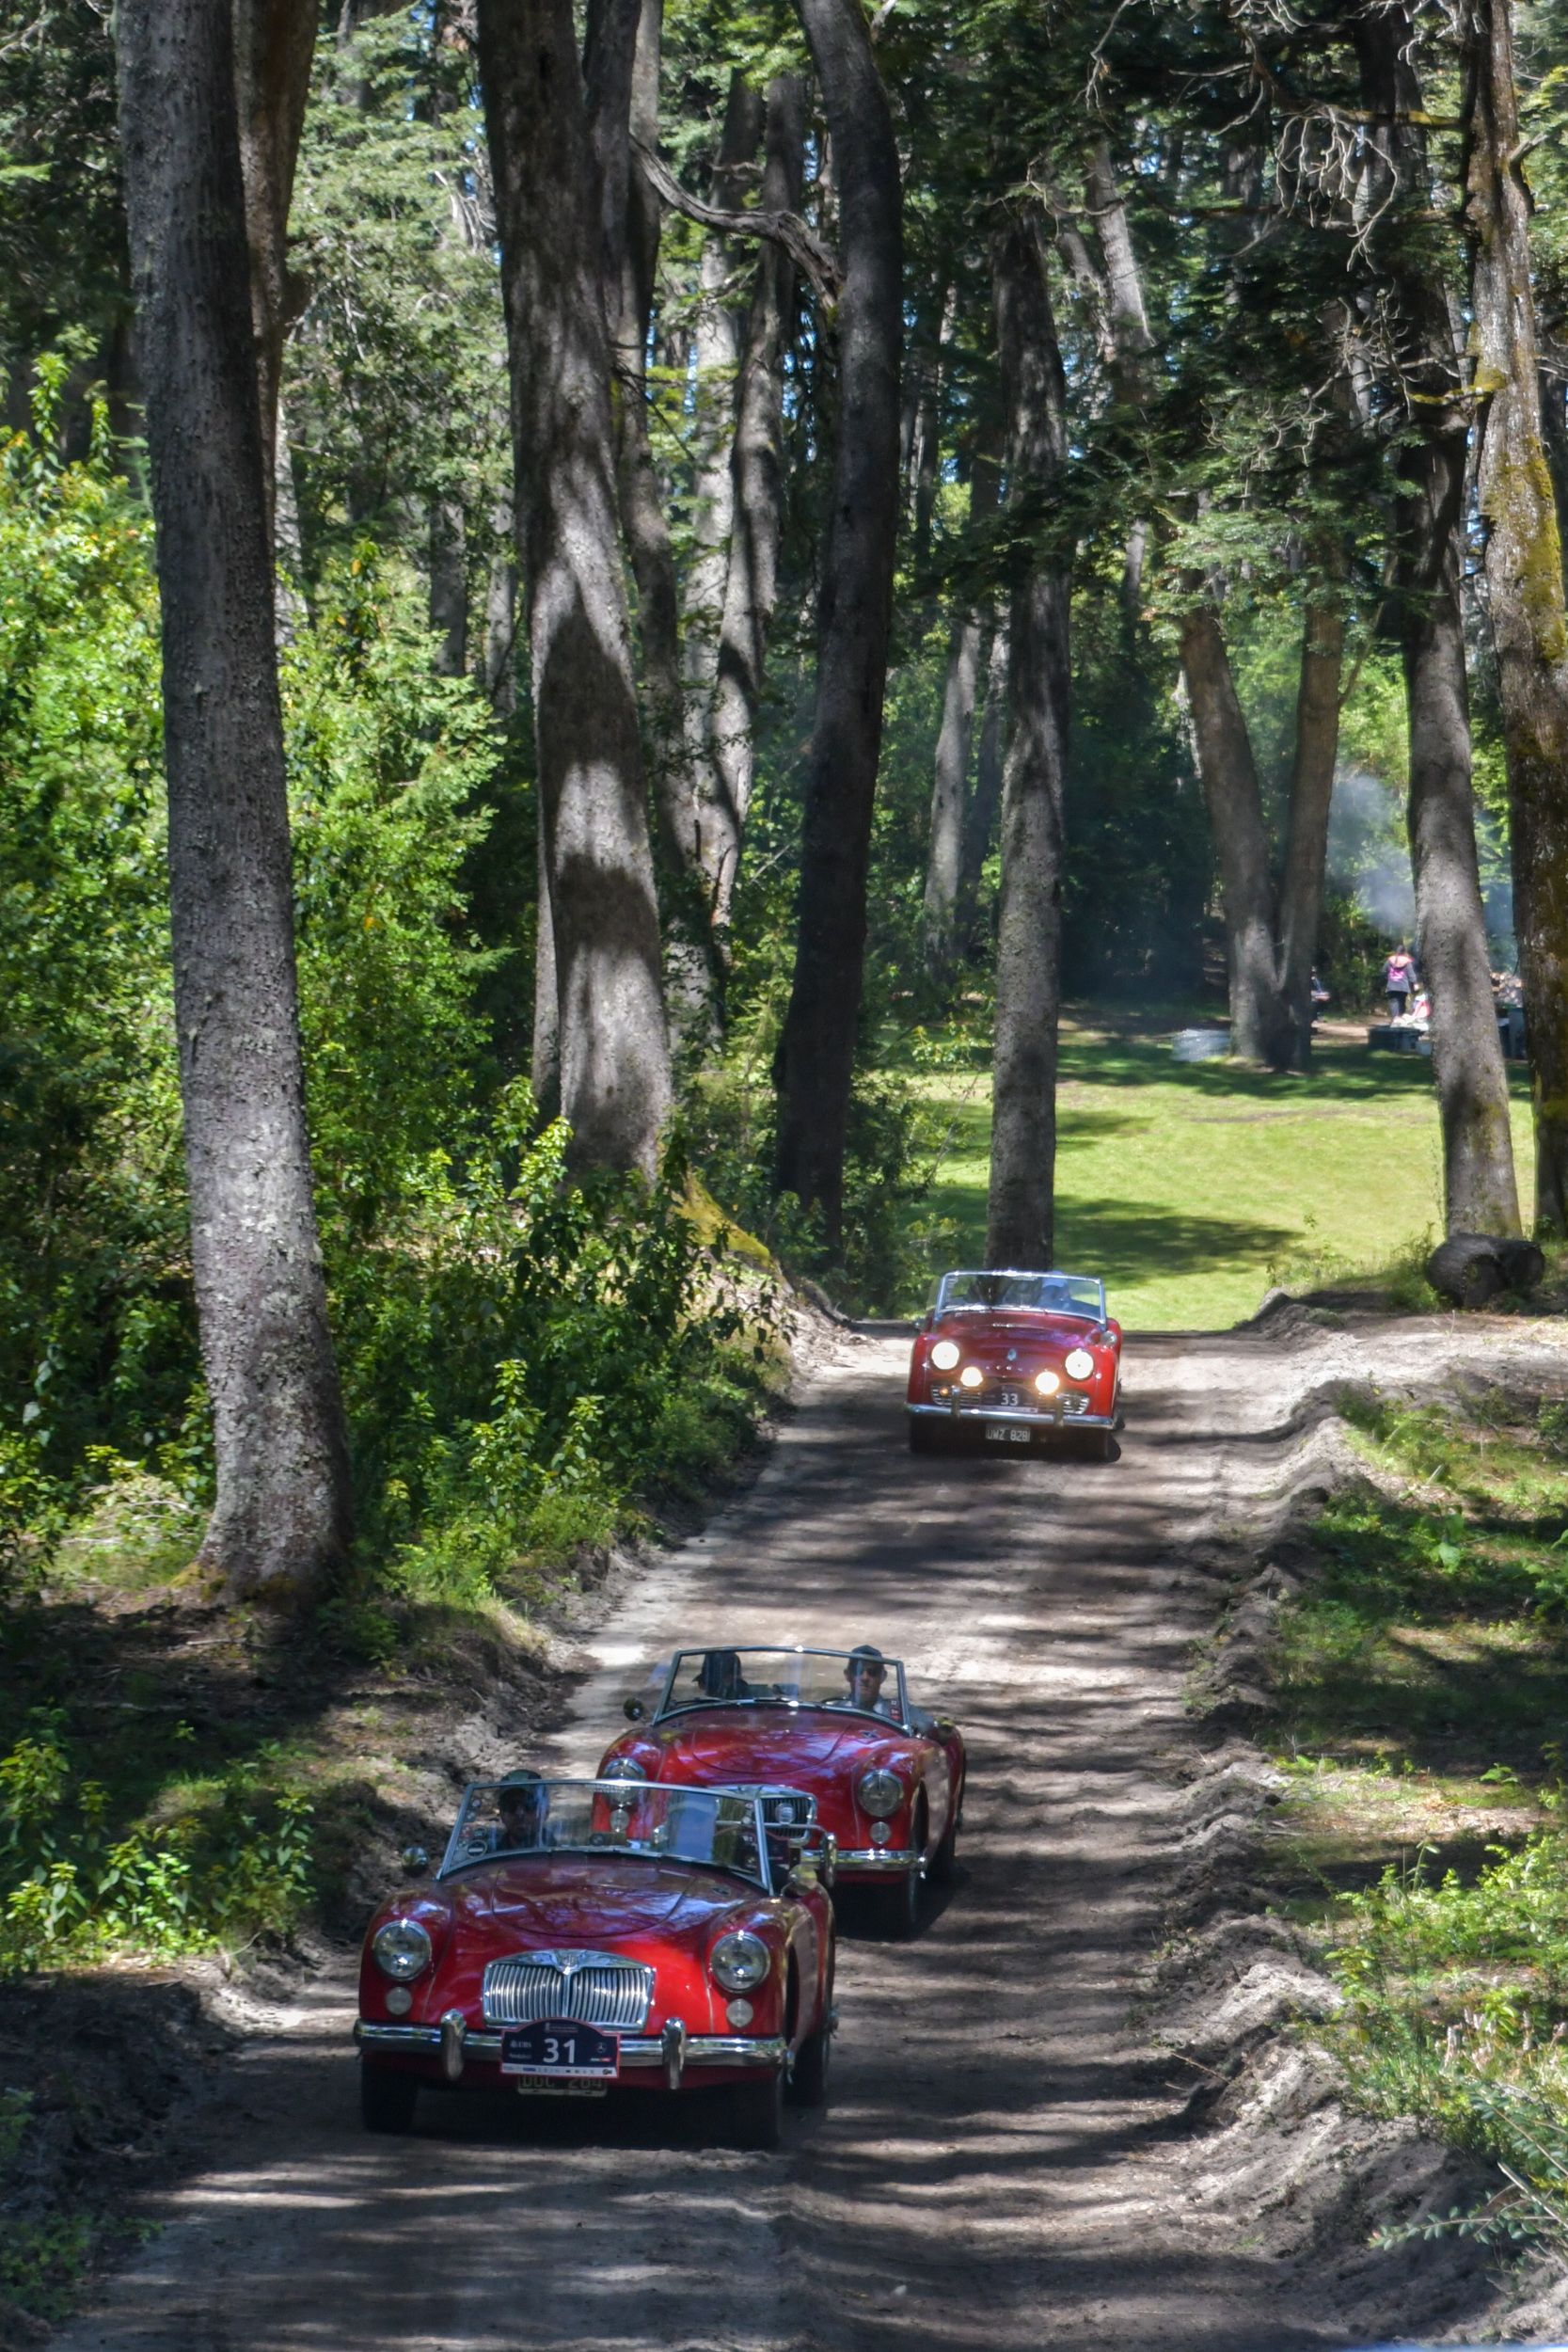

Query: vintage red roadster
[906,1267,1123,1459]
[598,1645,966,1936]
[355,1778,834,2148]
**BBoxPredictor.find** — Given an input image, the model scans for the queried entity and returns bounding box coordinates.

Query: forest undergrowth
[1268,1385,1568,2254]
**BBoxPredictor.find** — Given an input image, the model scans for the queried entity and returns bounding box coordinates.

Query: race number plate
[985,1422,1031,1444]
[500,2019,619,2083]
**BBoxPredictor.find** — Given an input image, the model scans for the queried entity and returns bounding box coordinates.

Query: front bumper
[355,2019,786,2074]
[835,1847,920,1874]
[909,1400,1117,1431]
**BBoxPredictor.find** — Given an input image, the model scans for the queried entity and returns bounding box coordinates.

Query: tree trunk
[531,816,562,1120]
[704,72,807,941]
[958,621,1006,952]
[118,0,353,1600]
[923,436,1001,978]
[429,497,467,678]
[485,501,518,717]
[480,0,672,1176]
[1466,0,1568,1232]
[772,0,901,1237]
[985,213,1070,1272]
[273,389,309,645]
[1354,3,1522,1235]
[1178,598,1293,1068]
[1277,596,1344,1069]
[681,73,765,706]
[230,0,318,519]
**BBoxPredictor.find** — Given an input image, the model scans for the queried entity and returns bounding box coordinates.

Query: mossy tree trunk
[1466,0,1568,1232]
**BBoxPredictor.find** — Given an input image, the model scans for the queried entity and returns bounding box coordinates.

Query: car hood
[932,1313,1097,1358]
[653,1708,905,1781]
[440,1855,754,1950]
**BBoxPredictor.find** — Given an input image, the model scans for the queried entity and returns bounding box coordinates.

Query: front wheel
[789,2019,832,2108]
[927,1800,958,1885]
[360,2063,419,2135]
[728,2067,785,2150]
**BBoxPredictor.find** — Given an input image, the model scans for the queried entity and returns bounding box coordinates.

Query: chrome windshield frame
[653,1645,912,1734]
[933,1267,1106,1323]
[436,1777,773,1893]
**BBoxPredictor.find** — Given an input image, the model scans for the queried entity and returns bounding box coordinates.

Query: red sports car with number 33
[906,1267,1123,1459]
[599,1645,965,1938]
[355,1778,834,2149]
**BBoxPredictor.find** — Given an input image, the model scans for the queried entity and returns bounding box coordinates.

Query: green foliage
[0,1708,315,1973]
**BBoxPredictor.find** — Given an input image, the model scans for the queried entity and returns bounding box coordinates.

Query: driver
[493,1767,549,1851]
[694,1647,750,1701]
[840,1643,898,1719]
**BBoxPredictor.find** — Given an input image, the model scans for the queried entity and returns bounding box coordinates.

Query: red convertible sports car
[906,1267,1123,1458]
[355,1778,835,2149]
[599,1645,965,1936]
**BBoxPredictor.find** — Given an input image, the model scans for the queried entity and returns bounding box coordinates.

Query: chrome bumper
[835,1847,920,1873]
[908,1401,1116,1431]
[355,2020,786,2073]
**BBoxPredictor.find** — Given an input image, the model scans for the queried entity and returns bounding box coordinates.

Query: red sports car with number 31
[355,1778,834,2149]
[906,1268,1123,1459]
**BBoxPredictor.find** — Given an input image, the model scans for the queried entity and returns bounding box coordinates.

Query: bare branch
[632,137,843,307]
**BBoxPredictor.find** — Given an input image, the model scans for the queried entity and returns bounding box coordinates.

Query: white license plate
[986,1423,1032,1444]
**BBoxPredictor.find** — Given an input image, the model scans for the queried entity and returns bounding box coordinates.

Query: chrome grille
[759,1791,816,1829]
[482,1950,653,2029]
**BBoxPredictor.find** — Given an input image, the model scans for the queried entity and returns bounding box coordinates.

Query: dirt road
[50,1317,1568,2352]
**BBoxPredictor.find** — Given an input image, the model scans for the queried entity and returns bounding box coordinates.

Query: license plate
[500,2019,619,2081]
[986,1422,1032,1444]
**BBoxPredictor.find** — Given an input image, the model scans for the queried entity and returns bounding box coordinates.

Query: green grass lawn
[910,1010,1536,1329]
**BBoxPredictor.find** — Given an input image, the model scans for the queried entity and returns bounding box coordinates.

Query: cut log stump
[1427,1232,1545,1309]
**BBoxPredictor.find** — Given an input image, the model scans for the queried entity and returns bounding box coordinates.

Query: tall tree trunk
[986,213,1070,1272]
[681,73,765,711]
[118,0,353,1600]
[1466,0,1568,1232]
[273,389,308,645]
[585,0,721,1043]
[531,818,562,1120]
[923,434,1001,978]
[1178,598,1293,1068]
[429,497,467,677]
[485,500,518,717]
[704,72,807,941]
[1355,3,1521,1234]
[1277,596,1344,1070]
[772,0,901,1237]
[231,0,318,521]
[480,0,672,1176]
[958,621,1006,952]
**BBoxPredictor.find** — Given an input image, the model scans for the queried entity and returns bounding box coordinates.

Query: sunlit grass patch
[898,1009,1535,1327]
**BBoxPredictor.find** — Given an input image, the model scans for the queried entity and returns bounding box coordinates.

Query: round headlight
[601,1757,649,1783]
[710,1930,770,1993]
[1064,1348,1095,1380]
[857,1766,904,1819]
[372,1916,433,1982]
[930,1339,961,1372]
[958,1364,984,1391]
[1035,1368,1060,1395]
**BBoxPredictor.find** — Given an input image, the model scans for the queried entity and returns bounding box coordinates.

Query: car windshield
[438,1779,770,1890]
[657,1645,910,1727]
[935,1268,1105,1321]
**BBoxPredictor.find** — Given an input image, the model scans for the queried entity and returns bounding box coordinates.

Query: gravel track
[50,1314,1568,2352]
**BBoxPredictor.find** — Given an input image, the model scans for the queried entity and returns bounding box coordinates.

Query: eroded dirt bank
[48,1311,1568,2352]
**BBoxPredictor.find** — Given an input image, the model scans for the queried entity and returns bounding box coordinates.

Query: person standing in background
[1385,945,1418,1018]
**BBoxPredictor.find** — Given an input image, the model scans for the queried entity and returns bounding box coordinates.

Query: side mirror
[401,1845,429,1877]
[623,1697,645,1723]
[935,1717,956,1737]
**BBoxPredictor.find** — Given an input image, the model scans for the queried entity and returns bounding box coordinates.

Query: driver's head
[975,1273,1006,1307]
[697,1647,742,1698]
[498,1768,546,1842]
[845,1643,887,1707]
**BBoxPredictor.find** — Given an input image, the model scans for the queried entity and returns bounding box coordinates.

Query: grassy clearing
[1266,1388,1568,2250]
[905,1010,1535,1327]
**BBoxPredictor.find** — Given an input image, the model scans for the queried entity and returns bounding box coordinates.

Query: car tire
[927,1801,958,1884]
[885,1805,927,1937]
[360,2062,419,2135]
[729,2068,785,2150]
[908,1418,943,1456]
[789,2018,832,2108]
